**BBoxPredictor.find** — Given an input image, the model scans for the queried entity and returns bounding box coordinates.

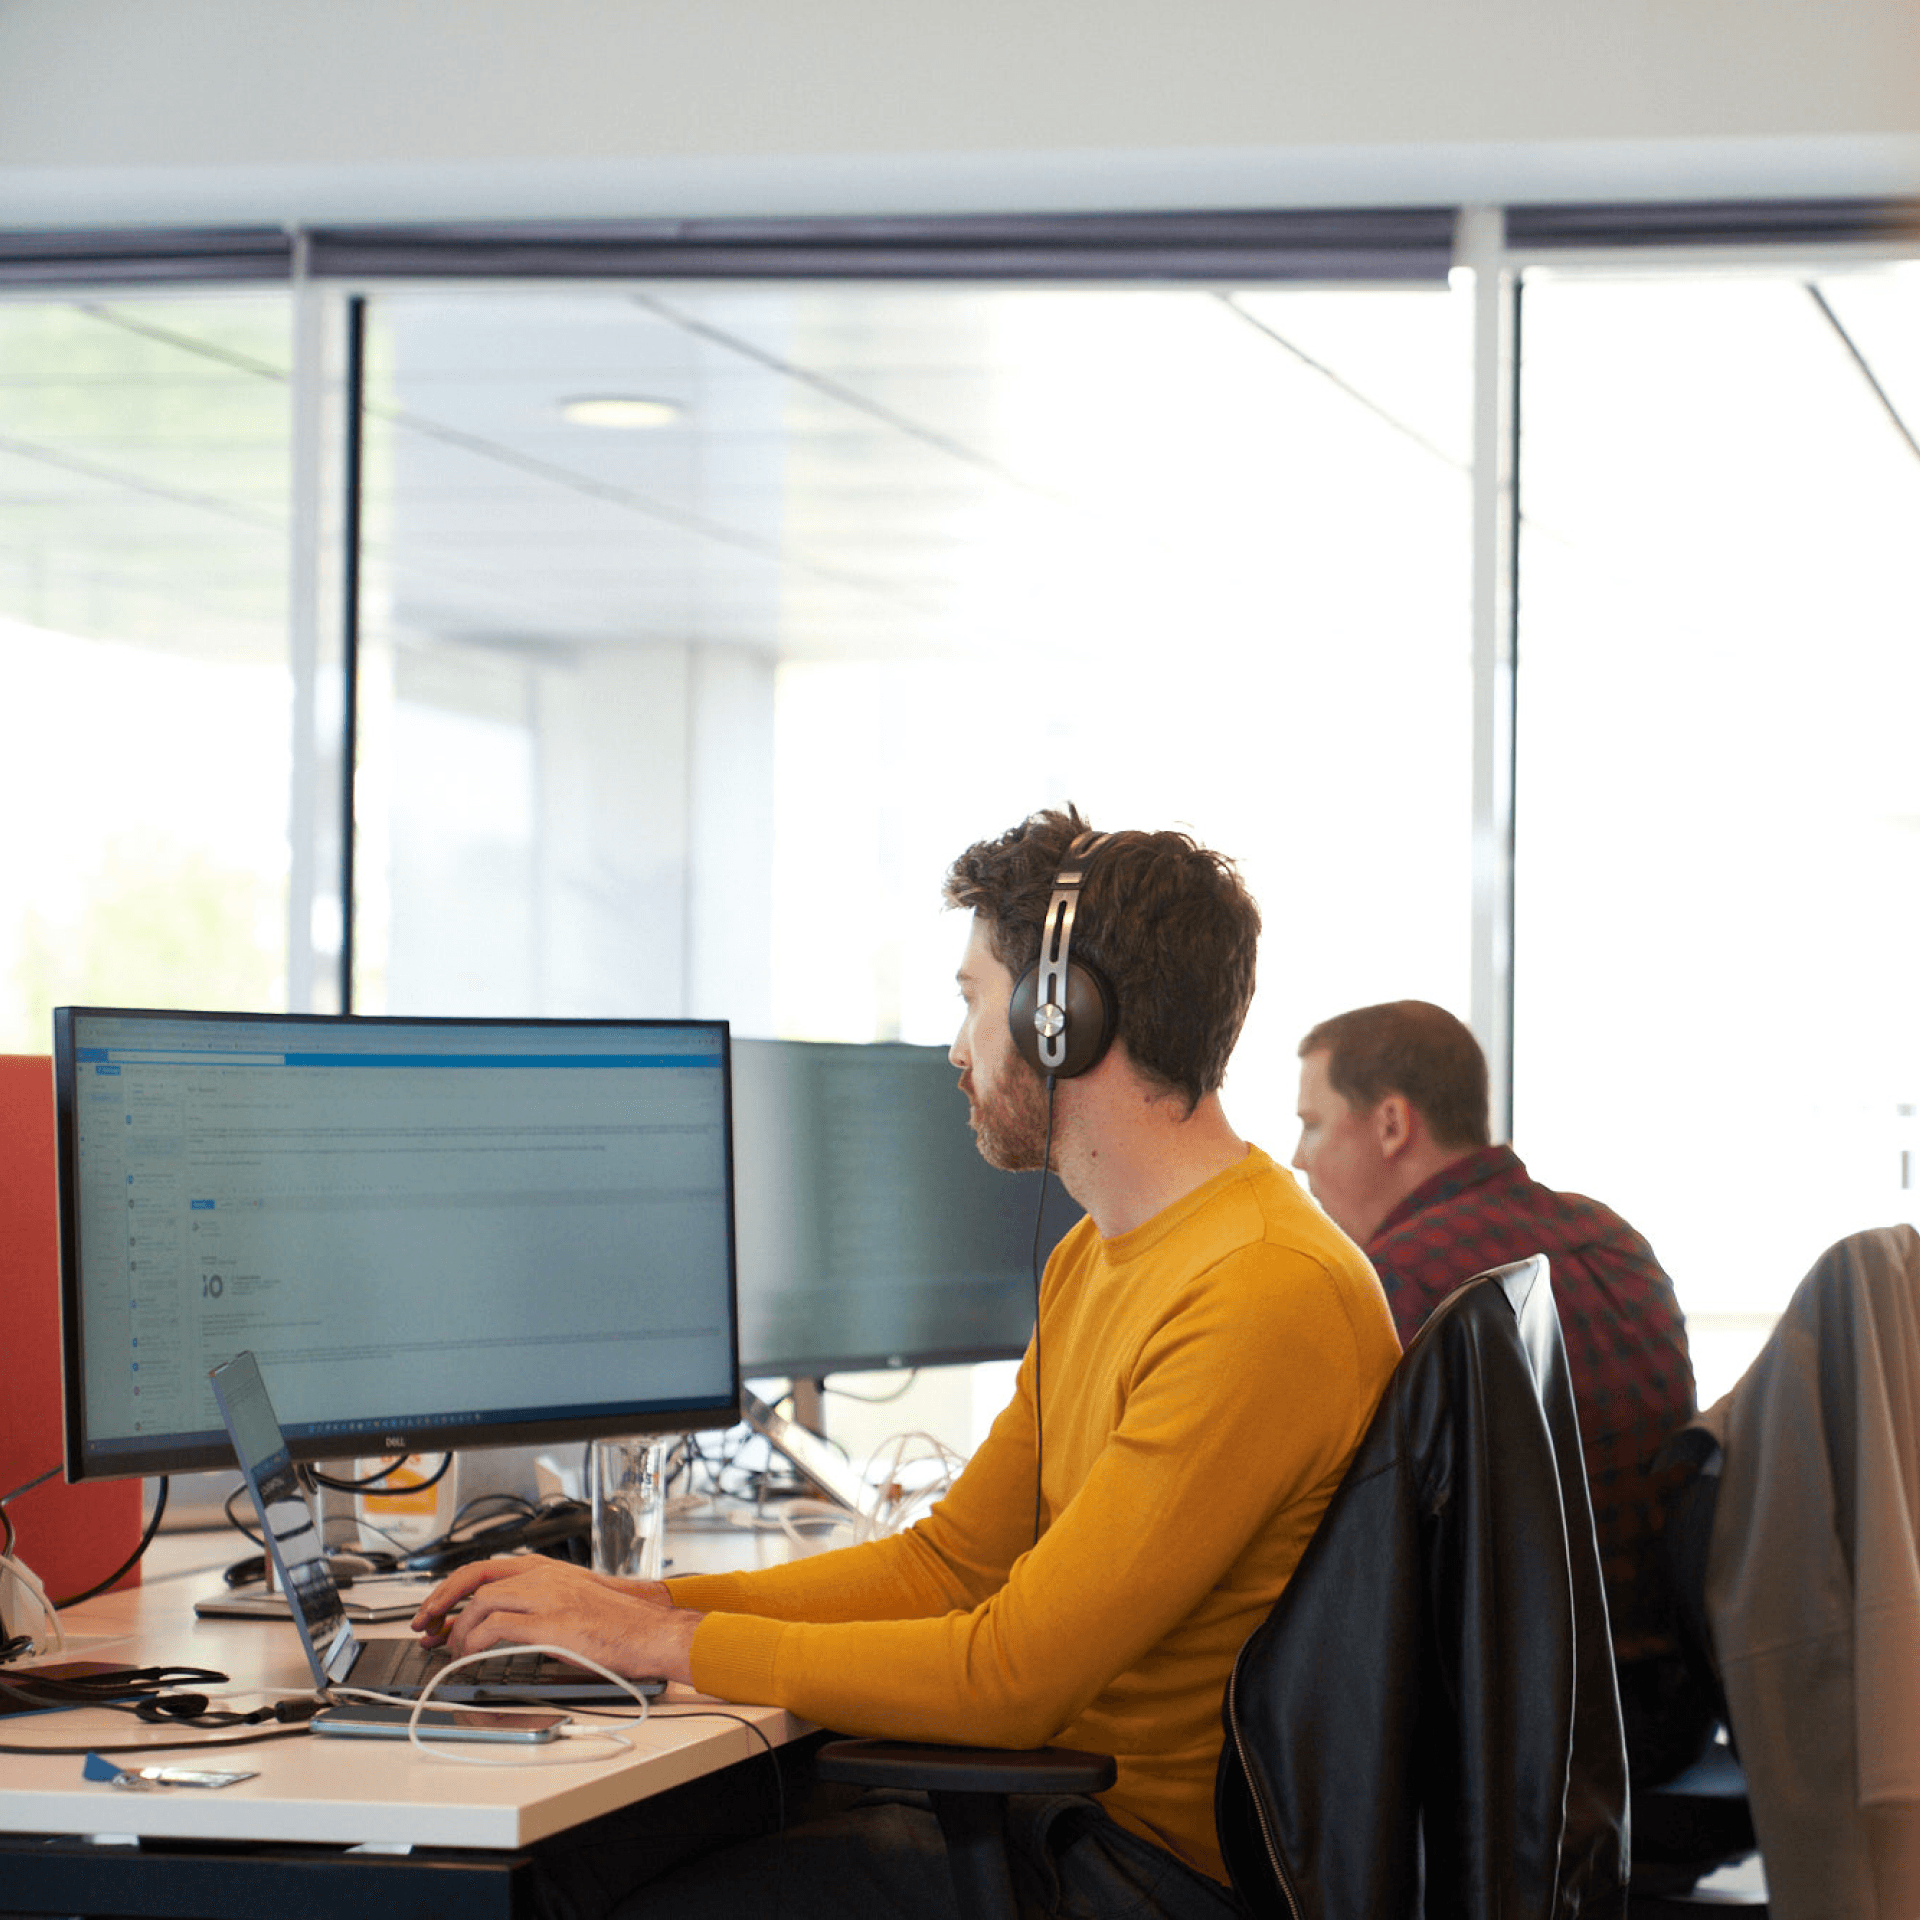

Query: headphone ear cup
[1008,966,1044,1075]
[1008,959,1117,1080]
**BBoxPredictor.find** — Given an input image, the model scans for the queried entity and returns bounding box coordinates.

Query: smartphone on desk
[312,1702,569,1742]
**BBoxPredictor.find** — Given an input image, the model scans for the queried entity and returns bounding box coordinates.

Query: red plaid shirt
[1367,1145,1696,1662]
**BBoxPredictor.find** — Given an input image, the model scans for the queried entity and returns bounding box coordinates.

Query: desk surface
[0,1524,811,1852]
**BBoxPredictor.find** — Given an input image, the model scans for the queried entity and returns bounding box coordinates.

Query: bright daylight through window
[3,257,1916,1405]
[0,295,294,1050]
[345,281,1473,1169]
[1516,260,1920,1399]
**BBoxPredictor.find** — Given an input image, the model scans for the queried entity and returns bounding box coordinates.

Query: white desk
[0,1524,814,1913]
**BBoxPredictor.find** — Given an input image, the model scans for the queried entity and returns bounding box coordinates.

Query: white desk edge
[0,1532,808,1851]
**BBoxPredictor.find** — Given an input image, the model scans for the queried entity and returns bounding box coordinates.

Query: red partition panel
[0,1054,141,1605]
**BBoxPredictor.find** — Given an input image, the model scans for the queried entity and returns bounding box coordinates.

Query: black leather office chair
[814,1740,1115,1918]
[821,1256,1630,1920]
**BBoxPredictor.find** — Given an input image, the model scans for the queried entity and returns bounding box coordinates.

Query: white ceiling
[0,278,1476,673]
[365,280,1474,670]
[2,265,1914,683]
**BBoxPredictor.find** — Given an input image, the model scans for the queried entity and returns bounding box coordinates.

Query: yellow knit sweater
[667,1146,1397,1885]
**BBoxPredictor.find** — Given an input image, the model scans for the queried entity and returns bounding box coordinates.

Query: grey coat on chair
[1693,1223,1920,1920]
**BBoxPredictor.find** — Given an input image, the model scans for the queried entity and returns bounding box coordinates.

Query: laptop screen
[209,1349,352,1683]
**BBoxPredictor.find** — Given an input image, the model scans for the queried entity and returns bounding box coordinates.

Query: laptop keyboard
[350,1636,584,1694]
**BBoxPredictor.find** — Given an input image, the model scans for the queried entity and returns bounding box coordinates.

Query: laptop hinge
[323,1623,358,1684]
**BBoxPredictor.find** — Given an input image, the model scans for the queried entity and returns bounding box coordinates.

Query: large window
[0,295,294,1050]
[7,218,1917,1434]
[1515,260,1920,1400]
[348,280,1474,1163]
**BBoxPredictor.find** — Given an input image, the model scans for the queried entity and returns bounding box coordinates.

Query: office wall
[0,1055,142,1602]
[2,0,1917,227]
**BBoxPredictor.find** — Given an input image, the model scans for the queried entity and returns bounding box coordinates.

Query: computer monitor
[54,1007,740,1483]
[730,1038,1081,1379]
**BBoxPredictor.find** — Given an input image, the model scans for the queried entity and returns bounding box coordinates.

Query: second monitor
[731,1039,1081,1379]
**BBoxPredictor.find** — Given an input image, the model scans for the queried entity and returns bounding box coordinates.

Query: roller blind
[298,209,1460,283]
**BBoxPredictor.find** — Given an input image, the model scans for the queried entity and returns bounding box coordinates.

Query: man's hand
[410,1557,702,1687]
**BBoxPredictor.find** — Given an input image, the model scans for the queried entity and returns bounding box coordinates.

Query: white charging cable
[326,1646,654,1767]
[864,1429,966,1533]
[0,1552,66,1657]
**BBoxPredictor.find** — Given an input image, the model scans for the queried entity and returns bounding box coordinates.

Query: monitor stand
[742,1388,873,1518]
[788,1377,827,1438]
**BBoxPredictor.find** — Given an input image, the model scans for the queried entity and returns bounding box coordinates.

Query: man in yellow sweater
[416,806,1399,1919]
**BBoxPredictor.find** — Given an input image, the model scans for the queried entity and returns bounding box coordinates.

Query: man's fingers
[411,1555,530,1633]
[437,1568,556,1654]
[446,1602,519,1658]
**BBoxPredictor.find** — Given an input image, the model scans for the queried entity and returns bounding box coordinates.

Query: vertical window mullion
[286,245,328,1015]
[1462,206,1520,1141]
[340,293,366,1014]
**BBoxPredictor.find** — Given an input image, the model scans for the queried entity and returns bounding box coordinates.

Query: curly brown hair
[943,805,1260,1112]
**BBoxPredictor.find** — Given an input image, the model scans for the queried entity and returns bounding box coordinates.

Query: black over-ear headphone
[1008,830,1118,1080]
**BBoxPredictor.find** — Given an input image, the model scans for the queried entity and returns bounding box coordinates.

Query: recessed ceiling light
[559,395,682,429]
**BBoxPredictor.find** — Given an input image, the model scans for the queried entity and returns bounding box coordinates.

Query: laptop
[209,1350,657,1704]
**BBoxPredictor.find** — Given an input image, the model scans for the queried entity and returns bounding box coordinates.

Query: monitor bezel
[54,1005,742,1484]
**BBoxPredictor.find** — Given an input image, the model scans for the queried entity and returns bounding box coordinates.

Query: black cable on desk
[0,1464,62,1514]
[0,1664,226,1710]
[0,1723,316,1757]
[306,1453,453,1494]
[819,1372,921,1406]
[0,1463,62,1563]
[0,1664,313,1733]
[3,1465,170,1608]
[646,1708,789,1851]
[54,1476,169,1609]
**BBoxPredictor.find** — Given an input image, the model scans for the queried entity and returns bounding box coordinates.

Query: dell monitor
[54,1007,739,1483]
[730,1038,1081,1379]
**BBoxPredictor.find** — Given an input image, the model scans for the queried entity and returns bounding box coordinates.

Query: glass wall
[0,294,294,1050]
[350,288,783,1026]
[10,230,1915,1431]
[349,281,1475,1160]
[1514,260,1920,1401]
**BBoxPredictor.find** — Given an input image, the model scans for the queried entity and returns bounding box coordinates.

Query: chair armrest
[816,1738,1117,1797]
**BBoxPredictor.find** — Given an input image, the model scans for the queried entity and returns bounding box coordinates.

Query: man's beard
[970,1063,1053,1173]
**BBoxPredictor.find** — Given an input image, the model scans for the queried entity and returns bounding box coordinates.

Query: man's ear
[1372,1093,1416,1161]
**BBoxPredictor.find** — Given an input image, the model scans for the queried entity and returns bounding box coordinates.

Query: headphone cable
[1031,1076,1060,1547]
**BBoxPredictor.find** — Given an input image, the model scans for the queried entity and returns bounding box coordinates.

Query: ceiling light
[559,395,682,429]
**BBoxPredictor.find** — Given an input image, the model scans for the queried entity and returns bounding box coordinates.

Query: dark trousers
[531,1736,1247,1920]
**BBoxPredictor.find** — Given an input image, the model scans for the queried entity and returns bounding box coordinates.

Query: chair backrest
[1216,1256,1628,1920]
[1692,1223,1920,1920]
[1655,1422,1729,1732]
